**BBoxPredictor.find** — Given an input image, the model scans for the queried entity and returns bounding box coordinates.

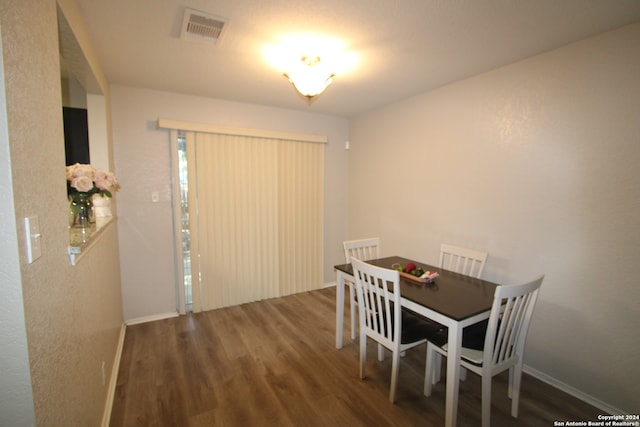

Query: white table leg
[445,322,462,427]
[336,271,346,349]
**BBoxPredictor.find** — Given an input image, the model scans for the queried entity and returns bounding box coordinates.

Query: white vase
[92,194,112,218]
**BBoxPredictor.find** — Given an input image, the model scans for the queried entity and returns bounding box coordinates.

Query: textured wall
[348,23,640,413]
[0,0,124,425]
[110,86,350,321]
[0,18,37,426]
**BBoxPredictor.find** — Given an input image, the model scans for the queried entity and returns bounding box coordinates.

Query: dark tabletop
[335,256,499,321]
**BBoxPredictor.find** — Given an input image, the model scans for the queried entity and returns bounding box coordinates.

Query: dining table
[334,256,499,427]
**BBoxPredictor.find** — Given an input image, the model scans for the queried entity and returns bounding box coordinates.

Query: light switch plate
[25,215,42,263]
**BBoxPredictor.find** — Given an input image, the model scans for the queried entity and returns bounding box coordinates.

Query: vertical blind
[185,131,324,312]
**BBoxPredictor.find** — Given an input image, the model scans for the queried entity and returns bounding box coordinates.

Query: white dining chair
[424,274,544,427]
[439,243,488,279]
[343,238,381,340]
[351,257,438,403]
[433,243,489,381]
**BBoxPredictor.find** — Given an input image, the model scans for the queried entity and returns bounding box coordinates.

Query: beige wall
[109,86,350,321]
[348,23,640,413]
[0,17,36,427]
[0,0,124,425]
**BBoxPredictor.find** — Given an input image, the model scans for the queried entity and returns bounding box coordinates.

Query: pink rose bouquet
[66,163,120,197]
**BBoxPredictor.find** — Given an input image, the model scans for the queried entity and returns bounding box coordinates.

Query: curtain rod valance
[157,118,327,144]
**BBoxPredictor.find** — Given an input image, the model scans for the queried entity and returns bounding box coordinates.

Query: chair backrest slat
[486,275,544,367]
[352,257,401,349]
[439,243,488,279]
[344,238,381,263]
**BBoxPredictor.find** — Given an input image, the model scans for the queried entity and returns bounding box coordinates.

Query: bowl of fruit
[392,262,439,283]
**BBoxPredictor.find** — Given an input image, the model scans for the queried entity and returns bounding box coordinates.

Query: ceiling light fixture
[283,56,335,104]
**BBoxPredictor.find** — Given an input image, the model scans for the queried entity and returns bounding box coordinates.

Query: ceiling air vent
[180,8,227,45]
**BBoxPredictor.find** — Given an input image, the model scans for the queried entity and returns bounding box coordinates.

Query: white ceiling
[74,0,640,117]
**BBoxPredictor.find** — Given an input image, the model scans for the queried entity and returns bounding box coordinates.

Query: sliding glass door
[170,126,324,313]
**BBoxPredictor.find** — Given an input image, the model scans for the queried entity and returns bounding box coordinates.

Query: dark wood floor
[111,287,602,426]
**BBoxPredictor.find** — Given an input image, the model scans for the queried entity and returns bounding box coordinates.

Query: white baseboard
[323,281,336,289]
[101,323,126,427]
[125,311,179,326]
[523,364,624,415]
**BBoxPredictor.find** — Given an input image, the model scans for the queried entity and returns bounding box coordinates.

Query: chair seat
[440,344,485,365]
[425,318,491,355]
[401,310,443,344]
